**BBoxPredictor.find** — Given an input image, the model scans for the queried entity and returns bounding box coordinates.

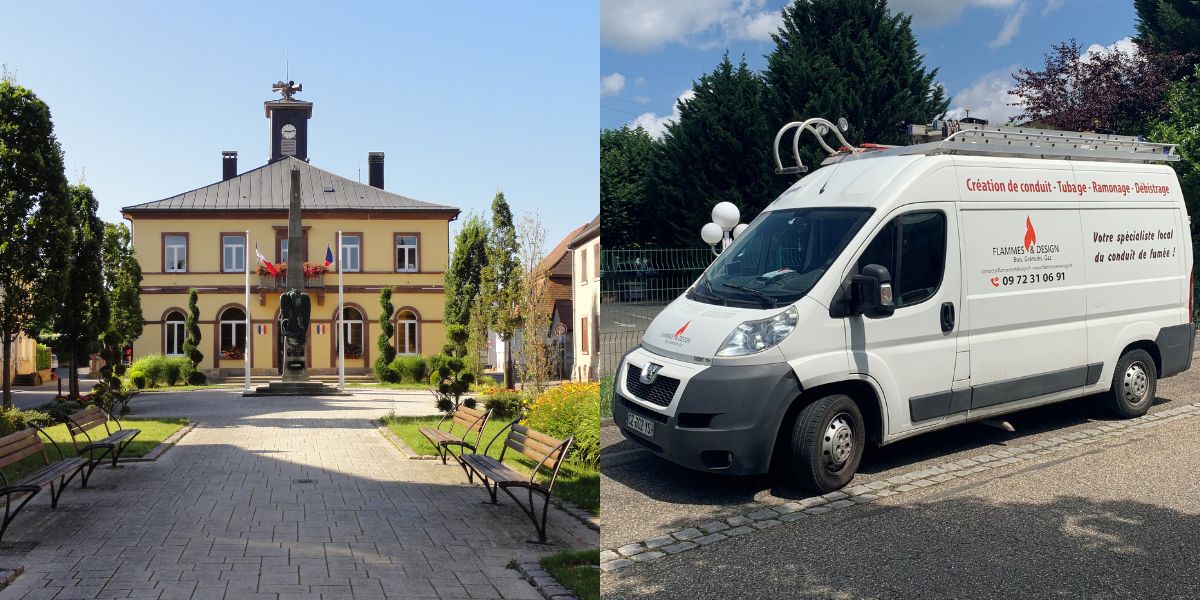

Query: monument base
[243,380,349,397]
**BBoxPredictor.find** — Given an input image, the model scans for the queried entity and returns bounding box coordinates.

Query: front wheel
[1105,349,1157,418]
[789,394,865,493]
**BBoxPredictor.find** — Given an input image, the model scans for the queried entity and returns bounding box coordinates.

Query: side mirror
[849,264,895,318]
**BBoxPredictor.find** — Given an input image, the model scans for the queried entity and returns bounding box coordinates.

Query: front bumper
[613,350,800,475]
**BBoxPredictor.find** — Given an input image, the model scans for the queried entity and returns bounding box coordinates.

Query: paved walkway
[0,389,596,600]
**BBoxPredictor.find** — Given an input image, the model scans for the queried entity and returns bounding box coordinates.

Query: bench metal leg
[480,478,500,504]
[81,446,115,488]
[50,469,84,509]
[0,488,39,544]
[501,485,552,544]
[112,431,140,467]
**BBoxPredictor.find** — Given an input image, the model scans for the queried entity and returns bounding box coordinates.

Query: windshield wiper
[721,283,778,308]
[690,278,728,305]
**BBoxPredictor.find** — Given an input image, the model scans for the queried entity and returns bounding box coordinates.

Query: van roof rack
[774,118,1179,175]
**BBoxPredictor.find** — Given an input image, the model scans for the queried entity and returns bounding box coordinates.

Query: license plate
[626,412,656,438]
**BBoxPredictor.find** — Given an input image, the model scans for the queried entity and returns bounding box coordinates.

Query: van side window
[857,211,946,308]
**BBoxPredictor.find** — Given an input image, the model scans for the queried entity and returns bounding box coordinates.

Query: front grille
[626,364,681,407]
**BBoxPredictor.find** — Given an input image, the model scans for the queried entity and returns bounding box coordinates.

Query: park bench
[0,426,89,542]
[462,420,574,543]
[418,405,491,470]
[64,405,140,482]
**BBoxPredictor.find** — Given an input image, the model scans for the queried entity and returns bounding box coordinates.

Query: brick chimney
[368,152,384,189]
[222,151,238,181]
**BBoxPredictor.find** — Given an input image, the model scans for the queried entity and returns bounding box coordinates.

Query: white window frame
[341,235,361,273]
[396,235,418,273]
[223,235,246,273]
[397,311,418,355]
[219,308,247,359]
[164,312,185,357]
[165,236,187,272]
[280,239,288,264]
[337,307,364,358]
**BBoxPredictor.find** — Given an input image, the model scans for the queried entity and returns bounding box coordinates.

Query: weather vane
[272,80,302,101]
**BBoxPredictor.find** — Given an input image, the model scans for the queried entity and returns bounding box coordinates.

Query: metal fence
[599,248,714,384]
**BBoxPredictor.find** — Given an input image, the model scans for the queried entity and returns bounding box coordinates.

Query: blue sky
[1,1,598,249]
[602,0,1138,135]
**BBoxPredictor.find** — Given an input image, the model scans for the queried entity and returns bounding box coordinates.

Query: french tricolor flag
[256,244,276,276]
[324,243,334,268]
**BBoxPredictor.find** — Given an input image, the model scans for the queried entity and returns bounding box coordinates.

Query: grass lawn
[347,382,435,390]
[2,418,189,483]
[381,415,599,515]
[539,549,599,600]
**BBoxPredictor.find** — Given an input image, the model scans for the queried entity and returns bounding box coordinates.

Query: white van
[613,118,1195,492]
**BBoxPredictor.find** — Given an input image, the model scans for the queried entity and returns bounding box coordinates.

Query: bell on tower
[264,80,313,162]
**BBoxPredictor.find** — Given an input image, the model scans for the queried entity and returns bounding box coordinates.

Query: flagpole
[338,231,345,391]
[244,229,251,394]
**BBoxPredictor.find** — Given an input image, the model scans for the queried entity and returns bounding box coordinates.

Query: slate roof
[540,221,590,278]
[122,156,457,214]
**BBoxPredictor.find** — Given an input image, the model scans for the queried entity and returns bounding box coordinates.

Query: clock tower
[264,80,313,162]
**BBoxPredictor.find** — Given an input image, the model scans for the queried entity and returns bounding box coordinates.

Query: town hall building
[122,82,459,377]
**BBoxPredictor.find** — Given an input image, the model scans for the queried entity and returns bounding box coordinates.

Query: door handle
[940,302,955,332]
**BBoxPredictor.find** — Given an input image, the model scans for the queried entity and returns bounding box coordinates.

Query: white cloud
[601,0,782,53]
[634,76,646,85]
[889,0,1018,27]
[1042,0,1065,15]
[944,66,1024,125]
[1084,36,1137,59]
[989,1,1028,48]
[629,90,696,139]
[633,95,651,104]
[601,72,626,95]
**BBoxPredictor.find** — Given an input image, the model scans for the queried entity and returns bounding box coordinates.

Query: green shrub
[0,407,52,436]
[482,389,530,419]
[390,355,428,383]
[33,400,84,425]
[129,370,147,389]
[130,354,170,387]
[599,375,614,418]
[163,357,187,386]
[524,382,601,468]
[35,344,52,371]
[186,370,207,386]
[114,364,127,376]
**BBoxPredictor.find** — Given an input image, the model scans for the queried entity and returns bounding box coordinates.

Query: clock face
[281,124,297,140]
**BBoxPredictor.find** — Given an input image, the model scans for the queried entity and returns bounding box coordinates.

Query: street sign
[554,322,567,336]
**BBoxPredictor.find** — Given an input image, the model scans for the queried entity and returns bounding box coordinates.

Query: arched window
[396,310,418,355]
[164,311,186,357]
[219,307,247,359]
[337,307,364,359]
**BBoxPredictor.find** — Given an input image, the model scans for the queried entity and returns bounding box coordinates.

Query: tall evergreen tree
[1150,64,1200,320]
[1136,0,1200,58]
[443,213,489,327]
[600,125,659,248]
[650,53,782,247]
[375,288,397,381]
[765,0,948,176]
[182,288,204,384]
[52,184,109,399]
[0,76,73,408]
[481,192,522,388]
[101,222,144,357]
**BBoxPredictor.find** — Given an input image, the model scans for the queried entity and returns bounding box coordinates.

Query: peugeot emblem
[640,363,663,385]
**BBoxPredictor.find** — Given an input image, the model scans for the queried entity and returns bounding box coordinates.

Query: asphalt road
[602,361,1200,599]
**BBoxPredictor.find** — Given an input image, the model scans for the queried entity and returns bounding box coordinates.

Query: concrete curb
[117,422,196,463]
[515,561,579,600]
[0,566,25,594]
[600,401,1200,574]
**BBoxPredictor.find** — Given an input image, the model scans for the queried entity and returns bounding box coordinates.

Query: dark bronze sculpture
[280,288,310,348]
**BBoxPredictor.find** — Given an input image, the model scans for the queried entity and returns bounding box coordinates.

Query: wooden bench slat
[19,457,86,488]
[0,430,39,455]
[458,405,485,419]
[0,444,44,469]
[512,424,565,448]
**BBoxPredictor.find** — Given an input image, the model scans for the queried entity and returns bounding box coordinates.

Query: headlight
[716,306,799,357]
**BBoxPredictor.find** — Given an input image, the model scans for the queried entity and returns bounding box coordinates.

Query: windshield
[689,207,874,308]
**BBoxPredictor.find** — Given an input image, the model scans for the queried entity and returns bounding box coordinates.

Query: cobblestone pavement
[0,389,596,599]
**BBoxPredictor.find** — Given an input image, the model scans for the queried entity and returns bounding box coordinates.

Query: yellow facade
[126,214,452,376]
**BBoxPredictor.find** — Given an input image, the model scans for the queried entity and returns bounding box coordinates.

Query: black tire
[789,394,865,493]
[1105,349,1157,418]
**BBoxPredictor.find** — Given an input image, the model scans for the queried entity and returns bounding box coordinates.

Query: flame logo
[1024,216,1036,251]
[674,321,691,338]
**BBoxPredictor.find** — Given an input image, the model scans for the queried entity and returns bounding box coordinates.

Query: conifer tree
[375,288,397,381]
[444,214,489,327]
[182,288,205,384]
[600,125,659,248]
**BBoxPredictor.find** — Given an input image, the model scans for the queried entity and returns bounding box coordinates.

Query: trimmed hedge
[524,382,600,468]
[128,355,192,388]
[480,388,530,420]
[389,355,428,384]
[35,344,52,371]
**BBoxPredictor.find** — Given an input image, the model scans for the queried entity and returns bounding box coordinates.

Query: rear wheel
[789,394,865,493]
[1105,349,1157,418]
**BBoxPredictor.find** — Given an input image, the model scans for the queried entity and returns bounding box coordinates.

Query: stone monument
[245,163,344,396]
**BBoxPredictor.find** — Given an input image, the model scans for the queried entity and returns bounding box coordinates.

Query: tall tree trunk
[1,332,11,409]
[69,351,79,399]
[504,337,514,389]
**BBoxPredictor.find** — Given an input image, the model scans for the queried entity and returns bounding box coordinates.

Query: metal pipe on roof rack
[772,118,856,175]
